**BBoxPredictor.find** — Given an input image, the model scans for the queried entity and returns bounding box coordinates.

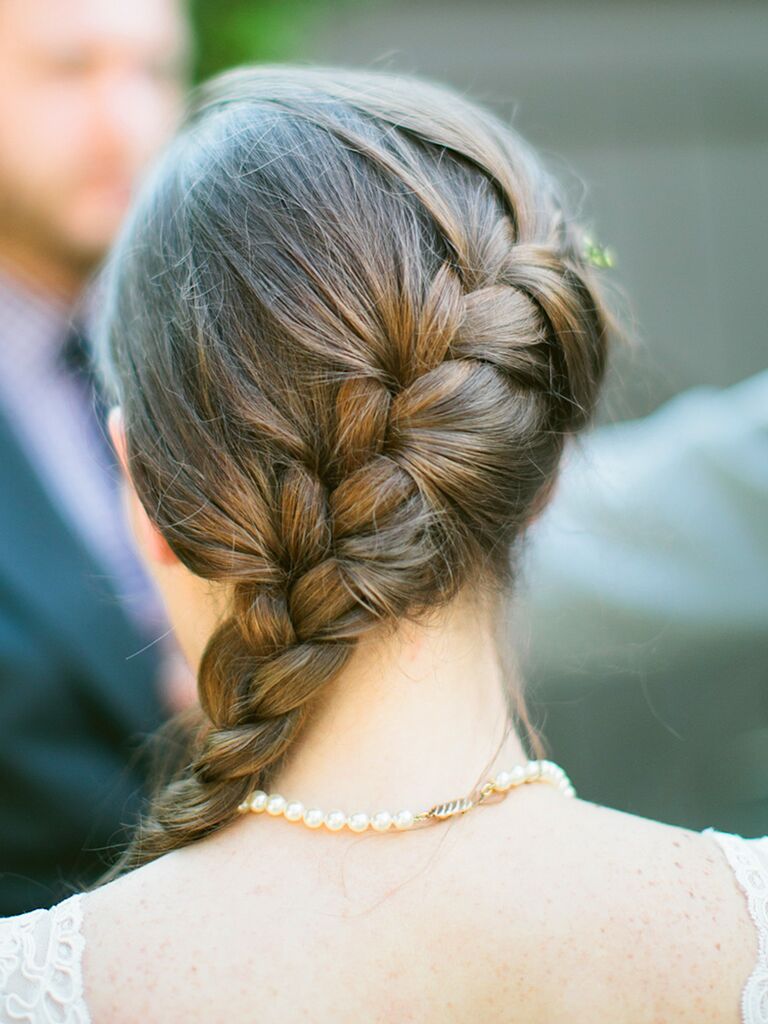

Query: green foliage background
[188,0,368,83]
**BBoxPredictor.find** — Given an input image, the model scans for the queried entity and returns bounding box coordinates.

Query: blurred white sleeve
[517,369,768,681]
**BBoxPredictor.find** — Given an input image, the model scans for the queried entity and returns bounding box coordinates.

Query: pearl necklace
[237,759,575,833]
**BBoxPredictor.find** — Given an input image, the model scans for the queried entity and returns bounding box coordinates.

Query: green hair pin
[582,232,615,269]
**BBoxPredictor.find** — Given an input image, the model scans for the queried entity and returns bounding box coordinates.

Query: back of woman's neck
[270,593,531,815]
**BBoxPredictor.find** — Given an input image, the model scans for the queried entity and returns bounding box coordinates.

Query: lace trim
[0,892,91,1024]
[703,827,768,1024]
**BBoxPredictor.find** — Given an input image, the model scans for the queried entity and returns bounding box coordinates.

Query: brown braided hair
[92,65,617,881]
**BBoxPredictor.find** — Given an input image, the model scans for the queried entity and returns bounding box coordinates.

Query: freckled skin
[79,787,757,1023]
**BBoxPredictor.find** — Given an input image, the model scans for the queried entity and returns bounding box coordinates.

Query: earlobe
[106,406,179,568]
[142,516,181,567]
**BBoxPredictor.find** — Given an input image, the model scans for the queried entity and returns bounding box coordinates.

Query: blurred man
[0,0,194,914]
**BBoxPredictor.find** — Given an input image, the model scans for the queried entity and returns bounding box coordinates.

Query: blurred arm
[517,369,768,681]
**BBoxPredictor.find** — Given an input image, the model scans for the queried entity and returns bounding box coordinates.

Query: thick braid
[194,243,599,785]
[93,66,613,880]
[102,259,604,871]
[194,267,474,784]
[103,268,471,869]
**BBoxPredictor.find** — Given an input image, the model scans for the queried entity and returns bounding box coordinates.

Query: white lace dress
[0,827,766,1023]
[0,888,88,1023]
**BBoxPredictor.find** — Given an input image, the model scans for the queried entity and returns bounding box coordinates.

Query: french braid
[92,65,615,879]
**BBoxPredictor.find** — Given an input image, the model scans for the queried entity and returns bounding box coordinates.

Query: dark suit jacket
[0,408,167,915]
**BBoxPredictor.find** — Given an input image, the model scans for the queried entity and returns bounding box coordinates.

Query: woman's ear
[107,406,179,568]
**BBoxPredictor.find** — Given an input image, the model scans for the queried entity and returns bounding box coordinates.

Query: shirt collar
[0,264,99,379]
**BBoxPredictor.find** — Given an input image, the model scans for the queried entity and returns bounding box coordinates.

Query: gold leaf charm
[426,796,475,820]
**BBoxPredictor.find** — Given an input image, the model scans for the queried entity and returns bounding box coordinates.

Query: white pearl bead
[248,790,269,812]
[324,809,347,831]
[394,809,414,830]
[348,812,370,832]
[284,800,304,822]
[510,766,526,785]
[303,807,324,828]
[266,794,286,815]
[494,770,513,791]
[371,810,393,832]
[526,761,542,778]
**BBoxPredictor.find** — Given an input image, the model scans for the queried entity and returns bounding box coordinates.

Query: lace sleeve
[0,892,91,1024]
[703,827,768,1024]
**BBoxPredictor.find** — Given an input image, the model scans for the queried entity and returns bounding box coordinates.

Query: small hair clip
[582,232,615,269]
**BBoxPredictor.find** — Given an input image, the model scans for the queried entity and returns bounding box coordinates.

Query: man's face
[0,0,190,278]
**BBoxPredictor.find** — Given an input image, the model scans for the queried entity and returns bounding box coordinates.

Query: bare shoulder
[78,788,758,1024]
[470,789,758,1023]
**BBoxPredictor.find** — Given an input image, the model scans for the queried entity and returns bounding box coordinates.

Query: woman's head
[95,64,614,872]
